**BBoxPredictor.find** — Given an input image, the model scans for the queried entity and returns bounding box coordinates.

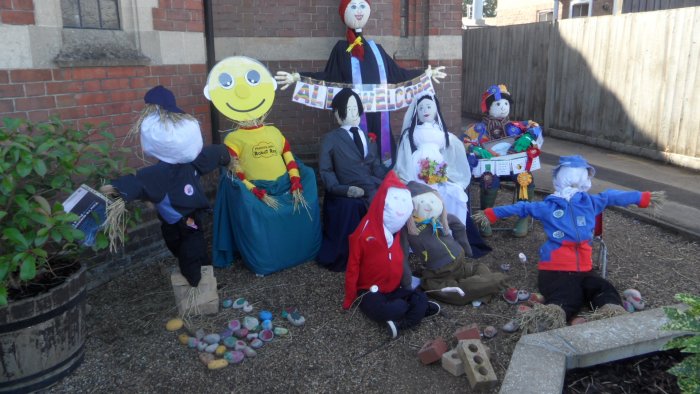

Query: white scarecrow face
[417,98,437,124]
[383,187,412,234]
[488,98,510,119]
[412,192,443,221]
[344,0,371,30]
[336,95,362,127]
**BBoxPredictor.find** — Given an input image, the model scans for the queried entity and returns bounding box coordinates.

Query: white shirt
[342,125,367,157]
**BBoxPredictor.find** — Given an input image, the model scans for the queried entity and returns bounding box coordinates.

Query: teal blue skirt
[212,161,321,275]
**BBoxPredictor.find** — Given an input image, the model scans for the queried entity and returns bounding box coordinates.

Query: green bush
[0,117,132,306]
[663,293,700,394]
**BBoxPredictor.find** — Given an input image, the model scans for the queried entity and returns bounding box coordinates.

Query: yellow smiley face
[203,56,277,122]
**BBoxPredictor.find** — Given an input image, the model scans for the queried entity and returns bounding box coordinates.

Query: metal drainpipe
[203,0,220,144]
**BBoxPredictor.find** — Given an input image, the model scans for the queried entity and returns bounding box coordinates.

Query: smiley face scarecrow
[204,56,321,276]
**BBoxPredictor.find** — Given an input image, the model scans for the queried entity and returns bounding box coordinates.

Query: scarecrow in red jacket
[343,171,439,339]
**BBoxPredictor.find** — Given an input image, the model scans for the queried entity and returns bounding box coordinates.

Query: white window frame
[537,9,554,22]
[570,0,593,18]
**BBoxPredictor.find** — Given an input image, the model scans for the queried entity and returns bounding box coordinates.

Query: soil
[564,350,686,394]
[8,258,81,302]
[49,191,700,393]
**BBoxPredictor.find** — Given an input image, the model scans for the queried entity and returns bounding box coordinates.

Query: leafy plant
[0,117,132,306]
[663,293,700,394]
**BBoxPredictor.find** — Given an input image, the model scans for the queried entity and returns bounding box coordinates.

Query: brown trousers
[421,253,508,305]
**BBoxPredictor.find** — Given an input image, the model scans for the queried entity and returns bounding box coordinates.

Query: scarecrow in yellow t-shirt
[204,56,321,276]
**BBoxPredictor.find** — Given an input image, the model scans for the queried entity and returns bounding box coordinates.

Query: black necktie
[350,127,364,157]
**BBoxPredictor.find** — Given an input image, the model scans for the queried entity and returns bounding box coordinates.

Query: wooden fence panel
[552,8,700,157]
[463,6,700,162]
[461,23,550,122]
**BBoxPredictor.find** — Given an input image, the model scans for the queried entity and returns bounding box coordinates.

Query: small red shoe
[503,288,519,304]
[516,304,532,315]
[527,292,545,305]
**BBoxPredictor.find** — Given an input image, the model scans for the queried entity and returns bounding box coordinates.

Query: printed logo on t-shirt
[252,141,278,159]
[184,184,194,196]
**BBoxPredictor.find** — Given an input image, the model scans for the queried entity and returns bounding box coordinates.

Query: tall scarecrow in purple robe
[275,0,446,169]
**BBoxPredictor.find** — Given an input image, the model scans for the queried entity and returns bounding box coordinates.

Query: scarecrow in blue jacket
[101,86,230,287]
[474,155,665,332]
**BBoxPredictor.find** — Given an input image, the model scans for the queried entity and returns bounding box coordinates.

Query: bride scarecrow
[275,0,446,168]
[395,92,470,224]
[204,56,321,276]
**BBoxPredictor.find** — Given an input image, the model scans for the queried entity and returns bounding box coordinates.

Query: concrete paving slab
[499,342,567,394]
[499,307,691,394]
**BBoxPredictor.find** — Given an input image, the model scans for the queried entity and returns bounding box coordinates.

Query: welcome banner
[291,74,435,112]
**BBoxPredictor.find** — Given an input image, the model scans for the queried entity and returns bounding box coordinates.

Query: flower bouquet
[417,158,448,185]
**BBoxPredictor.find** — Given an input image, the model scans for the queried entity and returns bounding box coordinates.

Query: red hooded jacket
[343,171,407,309]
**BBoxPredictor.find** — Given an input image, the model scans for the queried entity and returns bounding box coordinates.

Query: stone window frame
[61,0,121,30]
[54,0,150,68]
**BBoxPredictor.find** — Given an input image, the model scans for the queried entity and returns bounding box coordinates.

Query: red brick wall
[212,0,411,38]
[152,0,204,32]
[0,0,35,25]
[428,0,463,35]
[0,65,211,166]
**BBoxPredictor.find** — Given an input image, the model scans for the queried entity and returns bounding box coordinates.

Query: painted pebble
[187,338,199,349]
[223,337,237,348]
[232,298,247,309]
[243,304,253,313]
[197,341,208,352]
[259,329,274,342]
[261,320,273,331]
[227,320,241,331]
[208,359,229,370]
[243,316,259,331]
[242,346,257,358]
[222,299,233,308]
[234,340,247,351]
[178,334,190,346]
[195,329,206,340]
[224,350,245,364]
[234,328,249,339]
[199,353,215,366]
[249,338,264,349]
[215,345,227,356]
[517,290,530,301]
[286,310,305,326]
[273,327,289,336]
[246,333,258,340]
[259,310,273,321]
[220,329,234,339]
[166,318,184,332]
[483,326,498,338]
[502,320,520,333]
[203,334,221,345]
